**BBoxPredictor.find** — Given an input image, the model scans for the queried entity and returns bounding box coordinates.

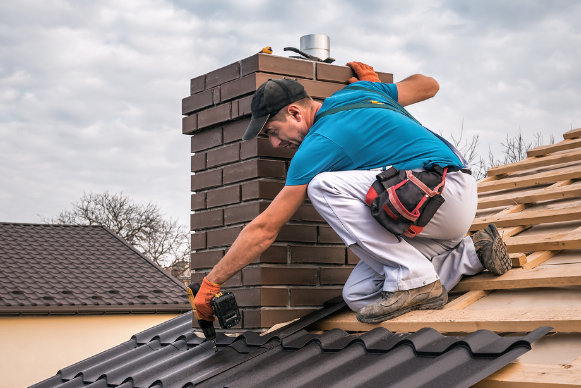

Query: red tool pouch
[364,167,448,238]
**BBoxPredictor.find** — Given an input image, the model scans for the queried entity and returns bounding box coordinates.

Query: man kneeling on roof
[194,62,511,324]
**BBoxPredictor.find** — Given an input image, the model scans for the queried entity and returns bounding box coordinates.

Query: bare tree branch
[39,191,190,276]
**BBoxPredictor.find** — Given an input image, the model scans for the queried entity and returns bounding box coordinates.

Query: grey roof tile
[0,222,190,315]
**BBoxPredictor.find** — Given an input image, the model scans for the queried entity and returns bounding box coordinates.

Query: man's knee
[342,285,360,312]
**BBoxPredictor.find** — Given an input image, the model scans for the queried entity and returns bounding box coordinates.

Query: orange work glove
[193,277,221,321]
[346,61,381,84]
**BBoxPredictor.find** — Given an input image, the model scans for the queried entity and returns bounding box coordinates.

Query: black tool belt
[365,166,454,238]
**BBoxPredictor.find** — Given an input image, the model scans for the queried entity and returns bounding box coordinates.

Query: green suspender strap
[313,85,469,167]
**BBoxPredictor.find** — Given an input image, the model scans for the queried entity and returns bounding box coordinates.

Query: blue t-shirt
[285,81,462,186]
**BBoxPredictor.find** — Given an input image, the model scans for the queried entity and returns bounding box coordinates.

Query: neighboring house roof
[0,222,191,315]
[31,301,550,388]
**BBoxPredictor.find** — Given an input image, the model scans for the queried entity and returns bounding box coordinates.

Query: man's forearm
[202,184,308,285]
[206,220,276,284]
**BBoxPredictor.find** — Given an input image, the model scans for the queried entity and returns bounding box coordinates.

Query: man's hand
[346,62,381,84]
[193,277,221,321]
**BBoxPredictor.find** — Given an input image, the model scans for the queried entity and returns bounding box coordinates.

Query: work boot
[472,223,511,275]
[356,280,447,324]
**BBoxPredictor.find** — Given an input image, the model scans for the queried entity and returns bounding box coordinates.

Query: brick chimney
[184,53,393,330]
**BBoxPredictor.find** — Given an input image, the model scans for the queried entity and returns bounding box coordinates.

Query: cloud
[0,0,580,224]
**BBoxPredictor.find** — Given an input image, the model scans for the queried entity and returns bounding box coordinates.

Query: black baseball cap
[242,79,308,140]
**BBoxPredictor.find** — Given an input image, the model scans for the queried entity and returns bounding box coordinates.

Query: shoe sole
[356,287,448,324]
[484,224,512,275]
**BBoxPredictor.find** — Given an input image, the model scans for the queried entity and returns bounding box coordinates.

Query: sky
[1,0,580,227]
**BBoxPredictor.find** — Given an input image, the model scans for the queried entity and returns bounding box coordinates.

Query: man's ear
[288,104,303,122]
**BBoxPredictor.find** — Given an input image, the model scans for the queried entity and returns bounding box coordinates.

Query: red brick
[191,128,223,152]
[223,201,269,225]
[190,250,225,269]
[241,180,285,201]
[319,226,343,243]
[223,119,250,143]
[276,225,317,243]
[253,245,288,264]
[241,54,315,79]
[220,73,285,102]
[190,209,223,230]
[228,287,288,307]
[206,185,240,208]
[320,267,353,285]
[237,95,253,117]
[243,267,318,286]
[207,226,243,248]
[243,308,317,328]
[190,75,205,94]
[191,232,206,250]
[290,204,324,222]
[205,62,240,89]
[212,86,221,104]
[191,169,222,191]
[240,137,296,160]
[191,153,206,172]
[197,103,231,129]
[297,79,344,99]
[182,114,197,134]
[290,246,345,264]
[190,270,241,287]
[206,143,240,168]
[347,248,360,265]
[182,89,213,114]
[290,287,343,306]
[316,62,393,84]
[191,192,206,211]
[190,271,206,285]
[223,159,286,184]
[231,100,239,120]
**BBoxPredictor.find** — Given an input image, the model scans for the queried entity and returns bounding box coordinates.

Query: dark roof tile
[0,222,190,315]
[32,304,551,388]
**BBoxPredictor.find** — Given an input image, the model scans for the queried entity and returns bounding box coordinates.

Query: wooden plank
[511,253,527,268]
[528,137,581,157]
[522,250,562,269]
[452,262,581,292]
[499,225,531,238]
[470,206,581,231]
[563,127,581,140]
[488,148,581,177]
[495,203,530,215]
[479,174,508,183]
[443,290,491,310]
[474,362,581,388]
[311,307,579,333]
[504,230,581,253]
[478,181,579,209]
[478,165,581,193]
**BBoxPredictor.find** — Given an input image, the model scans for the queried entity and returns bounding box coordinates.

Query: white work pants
[307,169,483,311]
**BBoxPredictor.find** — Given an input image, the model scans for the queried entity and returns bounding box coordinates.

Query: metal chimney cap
[300,34,330,60]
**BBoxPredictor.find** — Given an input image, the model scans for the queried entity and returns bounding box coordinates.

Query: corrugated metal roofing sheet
[0,222,191,315]
[31,301,551,388]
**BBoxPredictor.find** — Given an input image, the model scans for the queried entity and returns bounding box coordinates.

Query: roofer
[194,62,511,324]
